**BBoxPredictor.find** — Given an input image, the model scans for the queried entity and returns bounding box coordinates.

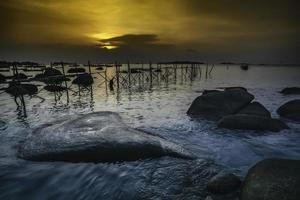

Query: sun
[88,33,119,49]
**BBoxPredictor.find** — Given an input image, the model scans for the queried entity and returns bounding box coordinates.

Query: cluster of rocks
[205,158,300,200]
[187,87,300,132]
[34,68,69,85]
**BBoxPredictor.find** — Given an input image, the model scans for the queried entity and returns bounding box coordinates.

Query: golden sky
[0,0,299,63]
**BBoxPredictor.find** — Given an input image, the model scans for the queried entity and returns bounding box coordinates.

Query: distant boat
[240,64,249,70]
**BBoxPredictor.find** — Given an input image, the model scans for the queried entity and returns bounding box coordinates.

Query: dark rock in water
[207,172,241,194]
[5,82,38,96]
[218,114,289,132]
[0,73,6,83]
[96,66,103,70]
[224,87,247,91]
[187,88,254,120]
[67,68,86,73]
[18,112,195,163]
[34,73,45,80]
[202,90,220,95]
[241,159,300,200]
[44,85,67,92]
[43,68,62,77]
[72,73,93,86]
[280,87,300,95]
[277,99,300,122]
[12,73,27,80]
[237,101,271,118]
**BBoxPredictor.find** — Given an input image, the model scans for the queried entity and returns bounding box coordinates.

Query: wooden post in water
[115,61,119,89]
[61,62,69,103]
[88,61,92,74]
[149,61,152,87]
[127,61,131,87]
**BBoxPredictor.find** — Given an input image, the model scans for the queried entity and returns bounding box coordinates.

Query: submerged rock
[18,112,194,163]
[218,114,288,132]
[5,83,38,96]
[237,101,271,118]
[72,73,93,86]
[280,87,300,95]
[187,88,254,120]
[241,159,300,200]
[67,68,85,73]
[44,85,67,92]
[207,172,241,194]
[277,100,300,122]
[0,120,6,129]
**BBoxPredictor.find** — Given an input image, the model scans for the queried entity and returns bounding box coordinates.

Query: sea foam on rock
[187,88,254,120]
[241,159,300,200]
[18,112,195,163]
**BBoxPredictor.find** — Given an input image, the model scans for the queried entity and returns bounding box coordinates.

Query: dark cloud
[99,34,159,46]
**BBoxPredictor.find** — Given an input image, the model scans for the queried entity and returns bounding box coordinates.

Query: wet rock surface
[18,112,195,163]
[280,87,300,95]
[237,101,271,118]
[277,99,300,122]
[207,172,241,194]
[44,85,67,92]
[241,159,300,200]
[187,88,254,120]
[218,114,289,132]
[0,74,6,83]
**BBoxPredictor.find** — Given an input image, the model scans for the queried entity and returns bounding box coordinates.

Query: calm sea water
[0,64,300,199]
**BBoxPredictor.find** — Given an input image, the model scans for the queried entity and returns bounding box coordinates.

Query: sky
[0,0,299,63]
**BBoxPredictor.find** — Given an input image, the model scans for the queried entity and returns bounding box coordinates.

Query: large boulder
[12,73,27,80]
[237,101,271,118]
[44,85,67,92]
[18,112,195,163]
[5,83,38,96]
[218,114,289,132]
[280,87,300,95]
[277,100,300,122]
[187,88,254,120]
[207,172,241,194]
[241,159,300,200]
[72,73,93,86]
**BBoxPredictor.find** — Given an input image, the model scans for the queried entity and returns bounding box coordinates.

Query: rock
[207,172,241,194]
[218,114,289,132]
[18,112,195,163]
[72,73,93,86]
[0,73,6,83]
[280,87,300,95]
[202,90,220,95]
[237,101,271,118]
[12,73,27,80]
[44,85,67,92]
[43,68,62,77]
[224,87,247,91]
[241,159,300,200]
[96,67,103,70]
[67,68,86,73]
[277,100,300,122]
[5,82,38,96]
[187,88,254,120]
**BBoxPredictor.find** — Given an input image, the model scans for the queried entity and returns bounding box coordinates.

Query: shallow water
[0,64,300,199]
